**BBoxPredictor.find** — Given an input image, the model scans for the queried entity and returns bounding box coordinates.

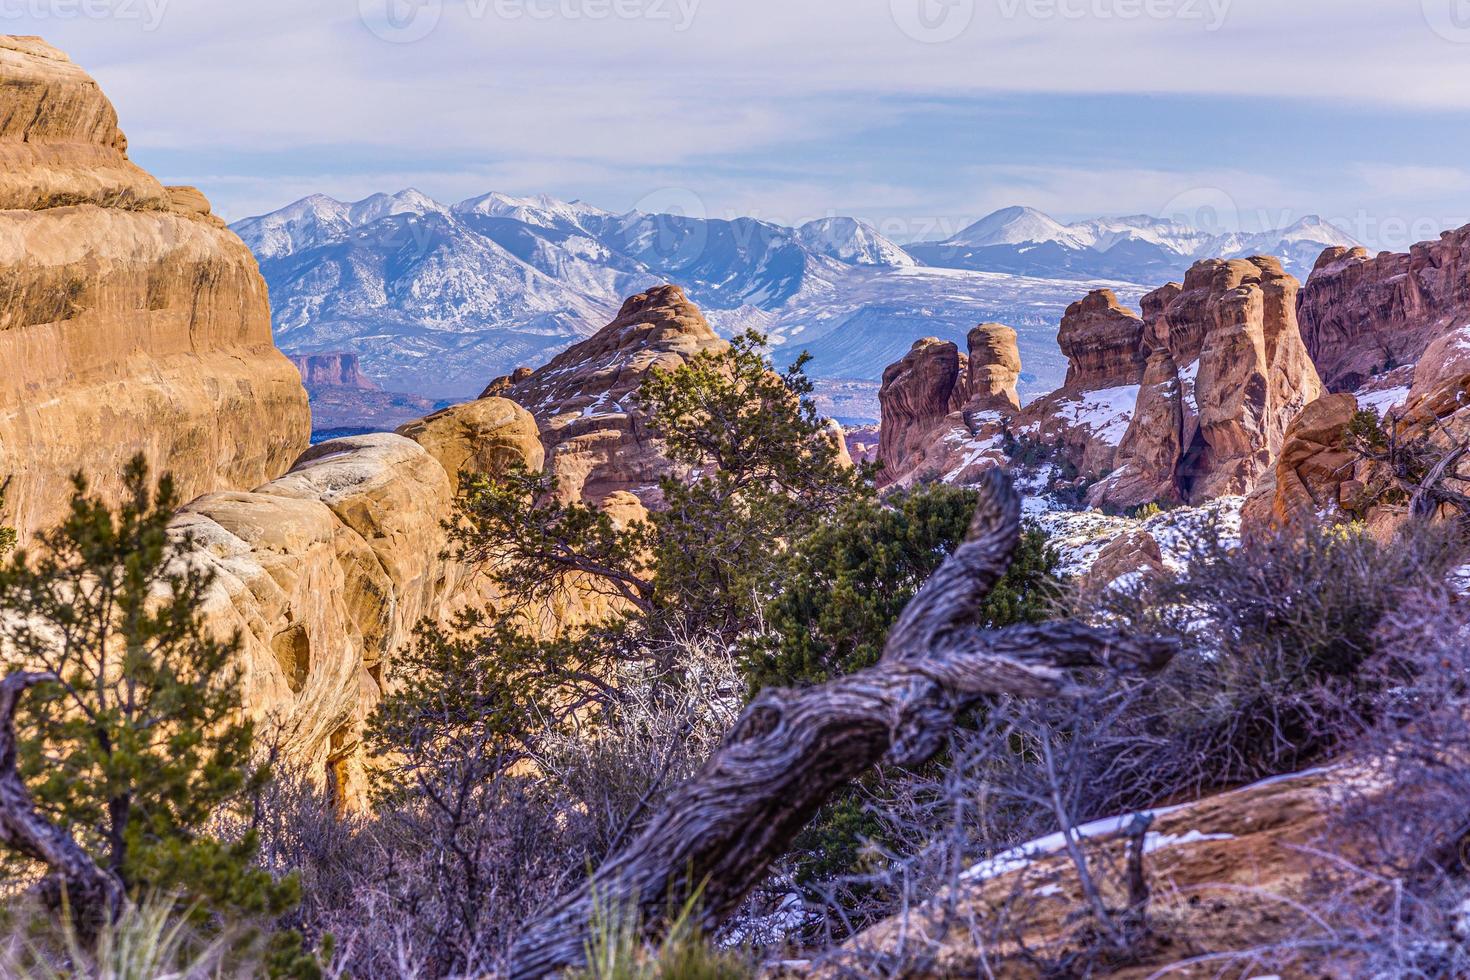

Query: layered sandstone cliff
[483,284,728,507]
[1299,227,1470,392]
[0,36,311,542]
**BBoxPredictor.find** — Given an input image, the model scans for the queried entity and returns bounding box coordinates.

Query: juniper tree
[0,456,296,920]
[372,331,867,794]
[743,480,1061,693]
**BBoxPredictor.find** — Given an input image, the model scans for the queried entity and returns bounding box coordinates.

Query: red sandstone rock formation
[965,323,1023,412]
[876,325,1025,488]
[486,284,728,507]
[1057,289,1147,390]
[1299,226,1470,392]
[877,338,967,481]
[1093,258,1322,508]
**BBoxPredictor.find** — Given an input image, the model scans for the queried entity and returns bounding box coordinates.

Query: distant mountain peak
[797,216,916,268]
[947,206,1083,249]
[454,190,612,230]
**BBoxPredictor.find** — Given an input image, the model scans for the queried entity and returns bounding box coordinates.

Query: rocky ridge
[0,36,311,543]
[1300,228,1470,392]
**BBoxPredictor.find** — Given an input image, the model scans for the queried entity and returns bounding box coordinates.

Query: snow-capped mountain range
[232,192,1355,402]
[905,205,1357,283]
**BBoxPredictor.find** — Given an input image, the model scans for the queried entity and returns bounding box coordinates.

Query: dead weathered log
[509,470,1177,978]
[0,671,123,928]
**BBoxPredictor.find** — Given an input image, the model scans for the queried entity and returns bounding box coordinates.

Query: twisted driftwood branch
[0,671,123,927]
[510,470,1177,978]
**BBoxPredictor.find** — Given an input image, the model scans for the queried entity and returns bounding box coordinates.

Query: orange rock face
[485,284,728,508]
[0,36,311,543]
[1299,227,1470,392]
[175,397,567,809]
[965,323,1023,412]
[877,338,966,482]
[1241,392,1361,537]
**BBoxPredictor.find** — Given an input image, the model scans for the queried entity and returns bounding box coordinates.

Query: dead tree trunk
[509,470,1177,978]
[0,671,124,929]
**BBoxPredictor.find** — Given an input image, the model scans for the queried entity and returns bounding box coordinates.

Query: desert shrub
[736,482,1059,900]
[258,641,742,978]
[0,893,248,980]
[742,481,1060,692]
[1140,573,1470,977]
[570,892,754,980]
[1076,517,1465,810]
[791,516,1469,964]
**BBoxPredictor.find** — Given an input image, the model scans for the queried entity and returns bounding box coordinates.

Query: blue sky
[19,0,1470,249]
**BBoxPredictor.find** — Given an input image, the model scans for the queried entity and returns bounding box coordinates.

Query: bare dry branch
[509,469,1177,978]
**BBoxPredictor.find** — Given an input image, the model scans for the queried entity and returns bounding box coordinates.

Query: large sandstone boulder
[396,397,545,495]
[1241,392,1361,537]
[818,765,1371,978]
[484,284,727,507]
[0,37,310,543]
[176,434,461,811]
[1092,258,1322,508]
[877,338,966,481]
[1299,228,1470,392]
[175,398,552,810]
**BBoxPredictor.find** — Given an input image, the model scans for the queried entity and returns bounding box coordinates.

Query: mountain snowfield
[233,192,1356,407]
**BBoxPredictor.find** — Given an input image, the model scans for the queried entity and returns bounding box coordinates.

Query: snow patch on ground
[1052,385,1140,446]
[1357,385,1410,415]
[1031,497,1243,579]
[960,766,1334,884]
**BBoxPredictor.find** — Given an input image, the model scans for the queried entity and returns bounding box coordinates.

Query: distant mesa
[289,351,381,391]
